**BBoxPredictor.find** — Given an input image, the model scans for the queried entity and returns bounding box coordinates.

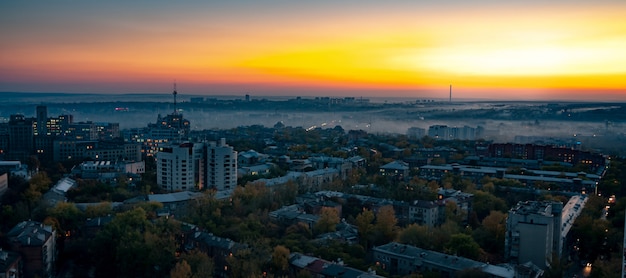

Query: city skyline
[1,1,625,101]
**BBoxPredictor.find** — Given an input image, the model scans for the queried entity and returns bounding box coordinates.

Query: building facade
[157,143,196,191]
[7,221,56,278]
[505,201,562,269]
[203,138,237,191]
[373,242,515,277]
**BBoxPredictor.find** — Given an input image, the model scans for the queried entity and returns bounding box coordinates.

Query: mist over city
[2,92,625,155]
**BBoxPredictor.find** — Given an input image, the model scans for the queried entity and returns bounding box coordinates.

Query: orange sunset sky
[1,1,625,100]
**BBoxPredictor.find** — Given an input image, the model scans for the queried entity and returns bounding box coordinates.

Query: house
[315,220,359,244]
[42,177,77,206]
[438,188,474,225]
[269,204,320,230]
[183,227,247,278]
[379,161,409,181]
[237,150,268,166]
[0,161,29,179]
[6,221,56,278]
[124,191,204,217]
[0,249,21,278]
[82,215,114,238]
[309,156,353,179]
[71,160,144,185]
[237,163,274,178]
[289,252,383,278]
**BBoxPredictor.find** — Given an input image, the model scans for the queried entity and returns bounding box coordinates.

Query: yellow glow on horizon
[1,2,624,98]
[234,8,626,92]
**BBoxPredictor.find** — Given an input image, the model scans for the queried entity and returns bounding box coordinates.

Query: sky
[1,1,625,101]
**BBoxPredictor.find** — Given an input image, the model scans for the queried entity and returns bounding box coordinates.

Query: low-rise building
[0,161,29,179]
[237,150,268,166]
[290,252,383,278]
[379,160,409,181]
[269,204,320,230]
[182,225,246,278]
[419,164,598,193]
[82,215,114,238]
[6,221,56,278]
[145,191,204,217]
[315,220,359,245]
[373,242,515,277]
[237,163,274,178]
[71,160,144,185]
[53,139,141,162]
[313,190,472,228]
[0,249,21,278]
[42,177,77,206]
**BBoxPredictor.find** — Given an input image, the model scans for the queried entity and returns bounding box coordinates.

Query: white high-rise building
[204,138,237,191]
[156,139,237,192]
[157,143,195,191]
[505,200,564,269]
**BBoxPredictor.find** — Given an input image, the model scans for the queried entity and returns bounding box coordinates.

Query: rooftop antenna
[173,81,178,114]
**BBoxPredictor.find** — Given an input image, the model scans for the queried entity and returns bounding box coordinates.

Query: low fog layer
[1,93,624,154]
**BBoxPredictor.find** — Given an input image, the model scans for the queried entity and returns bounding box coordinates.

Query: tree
[226,248,262,278]
[272,245,290,276]
[444,200,466,223]
[48,202,83,236]
[472,191,507,221]
[428,220,460,252]
[355,209,375,248]
[170,260,192,278]
[26,155,40,174]
[84,202,113,218]
[180,250,214,278]
[544,253,570,278]
[397,224,431,248]
[374,205,398,244]
[91,208,177,278]
[473,211,507,258]
[315,207,340,234]
[23,172,51,212]
[446,233,481,260]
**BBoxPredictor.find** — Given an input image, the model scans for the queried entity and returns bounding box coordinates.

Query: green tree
[48,202,83,236]
[92,208,177,278]
[446,233,481,260]
[472,191,507,221]
[355,209,375,248]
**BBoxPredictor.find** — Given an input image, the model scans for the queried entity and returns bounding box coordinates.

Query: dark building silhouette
[36,105,47,136]
[7,115,35,161]
[487,143,606,173]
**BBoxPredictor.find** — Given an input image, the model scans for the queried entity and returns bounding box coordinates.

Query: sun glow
[1,1,625,99]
